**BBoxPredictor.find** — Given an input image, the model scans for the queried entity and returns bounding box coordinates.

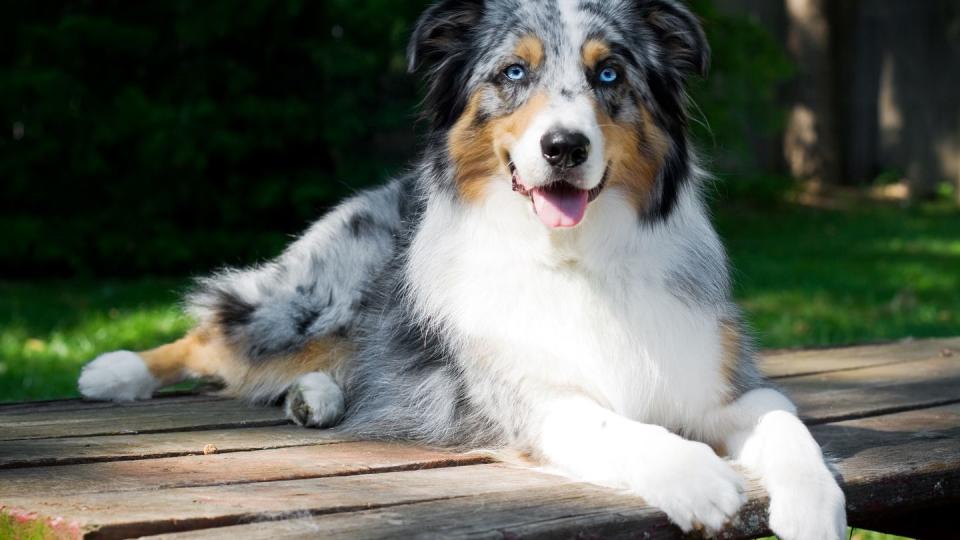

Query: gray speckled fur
[187,0,766,446]
[187,177,413,361]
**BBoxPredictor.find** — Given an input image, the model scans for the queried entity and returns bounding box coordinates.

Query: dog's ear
[408,0,485,129]
[637,0,710,79]
[407,0,484,74]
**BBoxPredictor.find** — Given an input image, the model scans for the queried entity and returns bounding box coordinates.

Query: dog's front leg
[532,396,746,534]
[721,388,847,540]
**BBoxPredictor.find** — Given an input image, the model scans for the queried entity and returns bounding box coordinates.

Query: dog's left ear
[637,0,710,79]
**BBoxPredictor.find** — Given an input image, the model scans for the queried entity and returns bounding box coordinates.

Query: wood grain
[142,403,960,540]
[0,442,490,497]
[781,354,960,424]
[0,426,346,469]
[0,399,287,441]
[760,337,960,378]
[2,464,569,539]
[1,339,959,539]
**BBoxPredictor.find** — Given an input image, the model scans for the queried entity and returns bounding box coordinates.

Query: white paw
[78,351,161,402]
[284,372,345,428]
[768,470,847,540]
[633,439,747,534]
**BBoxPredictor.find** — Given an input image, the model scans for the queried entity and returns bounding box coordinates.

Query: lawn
[715,198,960,348]
[0,279,192,402]
[2,199,958,403]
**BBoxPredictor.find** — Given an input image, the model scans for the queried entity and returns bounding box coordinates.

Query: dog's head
[410,0,708,228]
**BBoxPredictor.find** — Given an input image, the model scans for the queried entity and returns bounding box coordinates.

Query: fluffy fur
[79,1,847,537]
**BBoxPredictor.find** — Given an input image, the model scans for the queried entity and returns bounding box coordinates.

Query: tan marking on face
[449,91,550,202]
[595,103,669,210]
[582,39,612,70]
[515,35,545,68]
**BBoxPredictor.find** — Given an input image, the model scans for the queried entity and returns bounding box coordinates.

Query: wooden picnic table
[2,338,959,539]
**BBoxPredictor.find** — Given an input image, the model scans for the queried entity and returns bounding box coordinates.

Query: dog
[78,0,847,536]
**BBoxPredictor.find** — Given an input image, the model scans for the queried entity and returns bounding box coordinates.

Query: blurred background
[1,0,958,406]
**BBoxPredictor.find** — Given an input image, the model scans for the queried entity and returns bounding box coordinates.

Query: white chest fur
[407,185,730,435]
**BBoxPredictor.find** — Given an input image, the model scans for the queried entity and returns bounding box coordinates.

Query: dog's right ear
[407,0,485,129]
[407,0,484,74]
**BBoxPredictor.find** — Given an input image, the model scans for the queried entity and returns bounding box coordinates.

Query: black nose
[541,130,590,169]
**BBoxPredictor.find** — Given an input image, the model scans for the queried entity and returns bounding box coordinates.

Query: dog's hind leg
[79,177,412,424]
[79,327,352,426]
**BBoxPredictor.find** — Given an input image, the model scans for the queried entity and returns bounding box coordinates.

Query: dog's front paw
[633,439,747,534]
[284,372,345,428]
[768,470,846,540]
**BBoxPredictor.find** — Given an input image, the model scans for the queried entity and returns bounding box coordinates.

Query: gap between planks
[0,427,351,470]
[0,442,495,498]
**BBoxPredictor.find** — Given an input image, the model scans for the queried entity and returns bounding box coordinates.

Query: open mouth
[510,162,607,229]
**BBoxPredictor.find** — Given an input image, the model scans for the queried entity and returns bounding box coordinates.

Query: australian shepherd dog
[79,0,846,536]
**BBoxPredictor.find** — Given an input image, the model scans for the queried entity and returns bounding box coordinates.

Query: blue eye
[598,66,619,84]
[504,64,527,81]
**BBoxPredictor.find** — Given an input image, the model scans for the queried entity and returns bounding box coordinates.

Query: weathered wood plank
[760,337,960,378]
[0,442,489,497]
[141,484,751,540]
[142,484,708,540]
[0,426,348,469]
[1,464,569,540]
[139,404,960,540]
[0,399,287,441]
[781,354,960,424]
[808,404,960,529]
[1,339,958,539]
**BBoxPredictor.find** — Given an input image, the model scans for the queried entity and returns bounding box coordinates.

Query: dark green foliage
[687,0,794,188]
[0,0,790,277]
[1,1,431,276]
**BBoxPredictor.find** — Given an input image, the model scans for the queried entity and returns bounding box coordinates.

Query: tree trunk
[783,0,840,185]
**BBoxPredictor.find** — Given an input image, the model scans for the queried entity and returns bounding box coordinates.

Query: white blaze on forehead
[556,0,592,91]
[558,0,587,48]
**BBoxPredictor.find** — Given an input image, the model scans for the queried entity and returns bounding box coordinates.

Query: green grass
[717,199,960,349]
[1,200,958,403]
[0,279,192,402]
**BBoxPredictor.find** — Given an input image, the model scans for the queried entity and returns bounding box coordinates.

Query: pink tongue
[530,187,589,228]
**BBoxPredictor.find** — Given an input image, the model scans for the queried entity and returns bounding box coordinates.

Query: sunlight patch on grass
[717,201,960,349]
[0,280,192,402]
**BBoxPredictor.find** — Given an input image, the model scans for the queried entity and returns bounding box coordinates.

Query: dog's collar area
[510,162,608,203]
